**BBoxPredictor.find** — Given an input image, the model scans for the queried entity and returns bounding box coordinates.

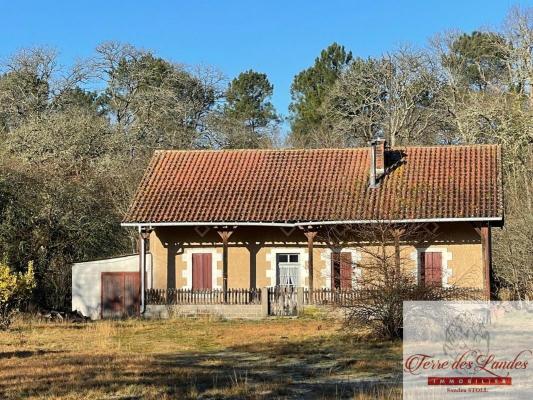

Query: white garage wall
[71,254,152,320]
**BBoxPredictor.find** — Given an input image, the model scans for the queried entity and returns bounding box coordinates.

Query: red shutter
[203,254,212,289]
[331,252,352,289]
[421,252,442,286]
[340,252,352,289]
[192,253,212,289]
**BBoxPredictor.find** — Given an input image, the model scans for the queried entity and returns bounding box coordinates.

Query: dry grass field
[0,315,401,399]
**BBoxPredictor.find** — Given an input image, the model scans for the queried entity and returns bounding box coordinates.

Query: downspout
[139,226,146,314]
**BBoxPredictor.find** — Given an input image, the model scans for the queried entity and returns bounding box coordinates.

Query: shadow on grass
[0,349,65,359]
[2,335,401,399]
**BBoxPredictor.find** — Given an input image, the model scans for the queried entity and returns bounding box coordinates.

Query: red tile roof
[123,145,503,224]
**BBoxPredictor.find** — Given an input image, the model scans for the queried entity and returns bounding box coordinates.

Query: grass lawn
[0,315,401,399]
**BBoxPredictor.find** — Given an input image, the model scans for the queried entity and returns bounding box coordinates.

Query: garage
[72,254,152,319]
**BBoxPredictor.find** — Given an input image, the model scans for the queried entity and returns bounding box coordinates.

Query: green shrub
[0,260,35,329]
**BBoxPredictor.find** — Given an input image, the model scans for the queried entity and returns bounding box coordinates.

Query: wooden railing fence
[145,288,262,305]
[303,287,485,304]
[304,288,376,305]
[145,287,485,306]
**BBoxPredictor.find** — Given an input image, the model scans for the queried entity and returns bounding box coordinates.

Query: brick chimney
[369,137,386,188]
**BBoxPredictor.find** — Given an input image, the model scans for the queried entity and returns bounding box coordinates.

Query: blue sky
[0,0,528,119]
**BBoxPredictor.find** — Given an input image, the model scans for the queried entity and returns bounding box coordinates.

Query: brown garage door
[101,272,140,318]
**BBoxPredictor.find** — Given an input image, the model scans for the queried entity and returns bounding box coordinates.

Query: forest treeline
[0,6,531,308]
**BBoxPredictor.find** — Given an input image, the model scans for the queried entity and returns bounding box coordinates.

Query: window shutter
[192,253,212,289]
[340,252,352,290]
[204,254,212,289]
[421,252,442,286]
[331,252,352,289]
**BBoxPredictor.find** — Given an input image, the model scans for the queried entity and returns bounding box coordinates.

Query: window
[277,254,299,263]
[276,253,300,287]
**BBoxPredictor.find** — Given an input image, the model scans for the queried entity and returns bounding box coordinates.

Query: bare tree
[319,222,477,339]
[427,10,533,301]
[323,49,443,147]
[429,10,532,149]
[0,47,91,133]
[503,6,533,106]
[493,145,533,301]
[94,42,226,155]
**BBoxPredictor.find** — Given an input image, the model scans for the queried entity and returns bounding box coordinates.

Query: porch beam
[303,229,318,293]
[216,227,235,301]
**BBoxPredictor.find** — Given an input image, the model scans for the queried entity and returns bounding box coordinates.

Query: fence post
[297,287,304,315]
[261,287,269,317]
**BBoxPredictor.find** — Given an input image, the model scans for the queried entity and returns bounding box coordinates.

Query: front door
[331,252,353,289]
[420,252,442,286]
[192,253,212,289]
[101,272,139,318]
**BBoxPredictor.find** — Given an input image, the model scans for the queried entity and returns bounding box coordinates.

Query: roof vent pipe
[369,136,386,188]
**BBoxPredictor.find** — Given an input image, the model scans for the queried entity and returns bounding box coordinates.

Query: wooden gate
[268,286,298,316]
[101,272,140,318]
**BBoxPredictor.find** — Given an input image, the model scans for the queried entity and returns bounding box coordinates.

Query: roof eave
[121,216,503,228]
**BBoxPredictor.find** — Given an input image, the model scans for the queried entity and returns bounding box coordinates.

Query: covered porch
[136,223,491,317]
[136,224,333,312]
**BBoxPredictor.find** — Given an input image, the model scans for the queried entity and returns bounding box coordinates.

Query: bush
[0,260,35,329]
[342,278,478,340]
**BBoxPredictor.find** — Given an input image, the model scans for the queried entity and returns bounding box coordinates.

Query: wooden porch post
[303,230,318,293]
[217,228,235,302]
[480,224,493,300]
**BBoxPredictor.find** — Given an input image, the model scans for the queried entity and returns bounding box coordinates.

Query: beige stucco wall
[148,222,484,290]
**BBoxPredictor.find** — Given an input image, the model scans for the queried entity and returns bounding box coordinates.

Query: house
[121,139,503,317]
